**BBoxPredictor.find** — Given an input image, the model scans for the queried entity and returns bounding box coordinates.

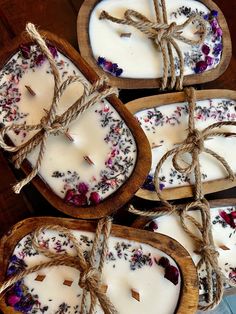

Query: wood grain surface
[0,217,199,314]
[0,0,235,237]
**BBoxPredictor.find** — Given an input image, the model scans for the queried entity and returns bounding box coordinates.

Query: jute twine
[100,0,207,90]
[0,217,117,314]
[129,87,236,311]
[0,23,117,194]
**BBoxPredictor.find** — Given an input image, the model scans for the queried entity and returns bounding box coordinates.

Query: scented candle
[145,204,236,299]
[89,0,223,79]
[0,43,138,207]
[3,225,183,314]
[134,97,236,194]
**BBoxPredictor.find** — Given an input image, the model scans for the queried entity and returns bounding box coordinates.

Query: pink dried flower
[164,265,179,285]
[89,192,101,205]
[72,194,88,206]
[47,43,58,58]
[20,44,31,59]
[35,54,45,66]
[158,256,170,268]
[220,210,236,228]
[64,189,76,203]
[77,182,89,195]
[7,295,21,307]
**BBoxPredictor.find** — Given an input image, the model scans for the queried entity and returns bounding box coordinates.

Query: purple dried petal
[205,56,214,66]
[211,10,218,17]
[97,56,106,65]
[104,61,113,72]
[47,43,58,58]
[158,256,170,268]
[203,14,209,20]
[115,68,123,77]
[20,44,31,59]
[216,27,223,37]
[77,182,89,195]
[89,191,101,205]
[213,43,223,56]
[142,175,155,191]
[149,221,158,231]
[202,44,210,55]
[35,54,46,66]
[72,194,88,206]
[159,183,165,191]
[7,295,21,307]
[64,189,76,203]
[194,60,208,74]
[164,265,179,285]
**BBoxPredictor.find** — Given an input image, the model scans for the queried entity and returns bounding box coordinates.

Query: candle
[5,228,181,314]
[134,97,236,193]
[89,0,222,79]
[145,205,236,299]
[0,43,138,207]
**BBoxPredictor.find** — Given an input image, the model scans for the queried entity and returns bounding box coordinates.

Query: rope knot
[40,116,63,135]
[155,22,177,44]
[79,267,101,289]
[196,244,219,260]
[187,129,204,153]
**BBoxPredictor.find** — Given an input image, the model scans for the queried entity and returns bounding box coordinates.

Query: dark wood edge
[125,89,236,201]
[77,0,232,89]
[0,217,198,314]
[0,30,151,219]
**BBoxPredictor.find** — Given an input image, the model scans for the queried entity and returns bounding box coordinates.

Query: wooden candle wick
[25,85,36,96]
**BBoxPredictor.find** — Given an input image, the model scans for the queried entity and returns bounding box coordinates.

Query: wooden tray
[0,31,151,219]
[125,89,236,201]
[0,217,198,314]
[77,0,231,89]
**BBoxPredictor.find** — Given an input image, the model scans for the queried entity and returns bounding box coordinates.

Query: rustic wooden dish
[0,216,198,314]
[0,31,151,219]
[131,198,236,297]
[77,0,231,89]
[125,89,236,201]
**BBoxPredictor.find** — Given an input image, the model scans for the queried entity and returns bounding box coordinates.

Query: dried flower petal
[213,43,223,56]
[64,189,76,203]
[72,194,88,206]
[47,43,58,58]
[220,210,236,228]
[164,265,179,285]
[7,295,21,307]
[205,56,214,66]
[202,44,210,55]
[158,256,170,268]
[194,61,208,74]
[20,44,31,59]
[211,10,218,17]
[77,182,89,195]
[89,191,101,205]
[35,54,46,66]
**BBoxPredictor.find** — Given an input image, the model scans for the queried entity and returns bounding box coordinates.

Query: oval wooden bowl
[125,89,236,201]
[77,0,231,89]
[0,217,198,314]
[131,198,236,297]
[0,31,151,219]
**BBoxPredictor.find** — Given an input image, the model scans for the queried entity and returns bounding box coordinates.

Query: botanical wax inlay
[0,29,137,206]
[90,0,223,80]
[145,205,236,305]
[135,98,236,192]
[4,229,181,314]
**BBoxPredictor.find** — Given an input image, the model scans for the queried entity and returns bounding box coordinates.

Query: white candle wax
[146,205,236,297]
[0,45,137,205]
[6,229,181,314]
[135,98,236,191]
[89,0,222,78]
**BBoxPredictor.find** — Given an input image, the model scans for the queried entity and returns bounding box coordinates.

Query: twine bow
[129,87,236,310]
[100,0,207,90]
[0,23,117,194]
[0,218,117,314]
